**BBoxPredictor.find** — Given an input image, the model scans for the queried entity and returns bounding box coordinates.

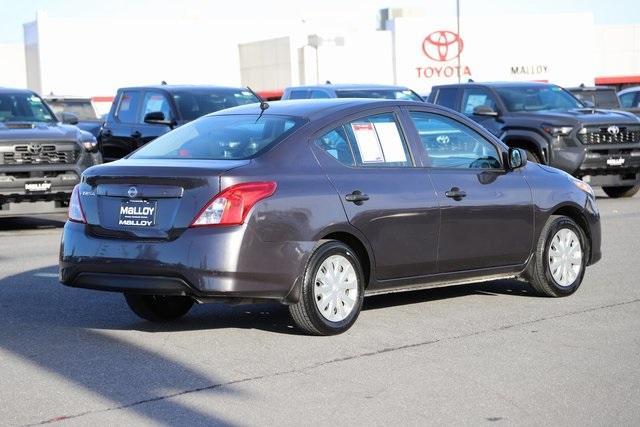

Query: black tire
[124,294,194,322]
[525,215,588,297]
[289,240,365,336]
[602,185,640,198]
[522,148,541,163]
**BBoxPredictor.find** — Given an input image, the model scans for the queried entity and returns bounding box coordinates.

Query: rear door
[100,90,141,162]
[133,90,175,147]
[405,109,534,272]
[311,108,440,280]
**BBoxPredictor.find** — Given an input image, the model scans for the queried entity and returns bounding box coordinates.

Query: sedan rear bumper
[59,220,314,303]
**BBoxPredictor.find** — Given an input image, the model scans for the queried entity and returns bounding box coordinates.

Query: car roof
[285,83,412,91]
[433,81,559,89]
[210,98,428,121]
[0,87,37,95]
[116,84,251,93]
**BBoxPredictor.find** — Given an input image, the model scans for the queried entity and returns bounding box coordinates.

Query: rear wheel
[289,240,365,335]
[124,294,194,322]
[526,215,588,297]
[602,185,640,198]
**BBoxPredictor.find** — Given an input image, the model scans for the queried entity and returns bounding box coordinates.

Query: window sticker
[373,122,407,162]
[464,94,488,114]
[351,123,384,163]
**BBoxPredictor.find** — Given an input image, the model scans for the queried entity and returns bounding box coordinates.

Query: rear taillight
[190,181,277,227]
[68,184,86,223]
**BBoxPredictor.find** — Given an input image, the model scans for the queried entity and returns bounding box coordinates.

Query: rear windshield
[336,89,422,101]
[172,89,259,121]
[570,90,620,109]
[131,114,305,160]
[48,100,98,120]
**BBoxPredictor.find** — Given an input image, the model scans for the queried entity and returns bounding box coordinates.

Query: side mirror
[473,105,499,117]
[582,100,595,108]
[508,147,527,170]
[61,112,79,125]
[144,111,176,128]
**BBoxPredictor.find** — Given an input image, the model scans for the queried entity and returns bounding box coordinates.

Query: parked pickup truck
[428,82,640,197]
[0,87,101,217]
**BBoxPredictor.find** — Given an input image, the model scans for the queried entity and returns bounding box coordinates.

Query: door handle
[345,190,370,205]
[130,131,142,138]
[445,187,467,200]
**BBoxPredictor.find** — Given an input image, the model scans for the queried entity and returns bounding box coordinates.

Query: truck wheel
[522,149,541,163]
[289,240,365,335]
[124,294,194,322]
[525,215,588,297]
[602,185,640,198]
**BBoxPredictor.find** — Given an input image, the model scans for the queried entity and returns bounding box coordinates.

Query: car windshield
[0,93,56,123]
[570,90,620,109]
[47,100,98,120]
[336,89,422,101]
[495,86,584,112]
[131,114,305,160]
[173,89,259,121]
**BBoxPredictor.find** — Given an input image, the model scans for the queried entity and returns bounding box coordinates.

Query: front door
[312,110,440,280]
[407,110,534,272]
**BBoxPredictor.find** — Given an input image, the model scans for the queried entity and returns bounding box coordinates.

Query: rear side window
[310,90,331,99]
[131,114,304,160]
[409,112,501,169]
[140,92,173,122]
[115,91,141,123]
[434,88,458,110]
[288,90,310,100]
[316,127,355,166]
[343,113,412,167]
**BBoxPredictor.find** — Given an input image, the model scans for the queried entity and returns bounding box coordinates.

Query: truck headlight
[80,137,98,152]
[542,124,574,136]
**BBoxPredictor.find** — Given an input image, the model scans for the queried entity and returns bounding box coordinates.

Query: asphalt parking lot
[1,189,639,426]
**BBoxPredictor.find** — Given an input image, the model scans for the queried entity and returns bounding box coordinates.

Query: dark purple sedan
[60,99,601,335]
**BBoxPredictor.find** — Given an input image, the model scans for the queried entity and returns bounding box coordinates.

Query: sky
[1,0,639,44]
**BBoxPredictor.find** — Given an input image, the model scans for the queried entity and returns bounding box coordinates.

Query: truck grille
[579,127,640,145]
[2,144,79,165]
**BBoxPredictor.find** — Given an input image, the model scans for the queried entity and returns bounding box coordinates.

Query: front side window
[343,113,412,167]
[495,85,583,112]
[619,92,638,108]
[140,92,173,122]
[409,112,502,169]
[316,127,354,166]
[310,90,331,99]
[115,91,141,123]
[172,89,258,121]
[0,93,55,123]
[131,114,304,160]
[461,88,497,115]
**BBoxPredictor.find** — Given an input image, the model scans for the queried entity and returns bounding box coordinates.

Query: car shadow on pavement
[0,215,66,231]
[0,265,247,425]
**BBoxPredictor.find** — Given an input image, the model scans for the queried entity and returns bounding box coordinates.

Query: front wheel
[289,240,365,335]
[602,185,640,198]
[124,294,194,322]
[525,215,588,297]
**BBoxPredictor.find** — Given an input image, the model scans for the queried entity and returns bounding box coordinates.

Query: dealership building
[3,7,640,108]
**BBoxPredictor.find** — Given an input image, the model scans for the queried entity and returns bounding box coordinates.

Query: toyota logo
[422,30,464,62]
[607,125,620,136]
[127,186,138,198]
[27,143,43,154]
[436,135,450,145]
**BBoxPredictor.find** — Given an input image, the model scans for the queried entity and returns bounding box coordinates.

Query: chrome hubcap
[313,254,359,322]
[548,228,582,287]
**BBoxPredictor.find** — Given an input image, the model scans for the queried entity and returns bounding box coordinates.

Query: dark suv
[0,88,101,217]
[428,82,640,198]
[99,85,259,162]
